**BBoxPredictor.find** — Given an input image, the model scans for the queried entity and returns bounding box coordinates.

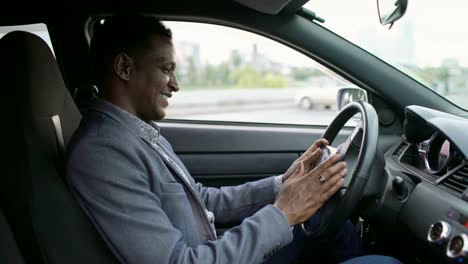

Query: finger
[289,161,305,180]
[300,148,322,168]
[319,161,347,180]
[321,168,347,190]
[320,178,345,203]
[315,138,329,147]
[306,153,342,177]
[300,138,328,161]
[307,154,341,177]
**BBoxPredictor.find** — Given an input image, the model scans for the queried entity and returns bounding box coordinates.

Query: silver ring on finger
[319,175,326,184]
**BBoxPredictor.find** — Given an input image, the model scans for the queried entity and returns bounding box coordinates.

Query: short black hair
[89,14,172,86]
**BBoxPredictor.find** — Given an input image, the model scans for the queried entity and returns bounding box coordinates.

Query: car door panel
[160,122,351,187]
[178,153,298,187]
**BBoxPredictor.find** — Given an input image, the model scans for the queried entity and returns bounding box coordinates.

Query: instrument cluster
[417,133,463,176]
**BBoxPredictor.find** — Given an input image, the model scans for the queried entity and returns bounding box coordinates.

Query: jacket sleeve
[65,136,293,264]
[195,177,279,226]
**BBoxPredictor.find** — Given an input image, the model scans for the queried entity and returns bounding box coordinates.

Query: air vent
[394,142,409,157]
[442,164,468,195]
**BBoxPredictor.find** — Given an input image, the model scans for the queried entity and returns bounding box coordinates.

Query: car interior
[1,0,467,263]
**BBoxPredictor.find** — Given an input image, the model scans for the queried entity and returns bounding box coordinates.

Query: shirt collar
[98,99,161,144]
[127,114,161,145]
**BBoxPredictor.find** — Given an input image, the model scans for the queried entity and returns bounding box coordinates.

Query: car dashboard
[381,105,468,263]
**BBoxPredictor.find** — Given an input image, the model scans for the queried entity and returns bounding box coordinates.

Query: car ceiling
[0,0,311,26]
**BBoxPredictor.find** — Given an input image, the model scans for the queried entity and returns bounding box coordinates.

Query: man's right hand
[273,149,346,226]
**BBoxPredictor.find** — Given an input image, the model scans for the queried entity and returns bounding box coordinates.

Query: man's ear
[114,53,133,81]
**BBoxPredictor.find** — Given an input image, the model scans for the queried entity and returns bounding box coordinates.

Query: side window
[0,23,54,55]
[164,21,354,125]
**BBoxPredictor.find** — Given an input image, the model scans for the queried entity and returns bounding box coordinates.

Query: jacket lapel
[142,137,194,189]
[141,137,217,239]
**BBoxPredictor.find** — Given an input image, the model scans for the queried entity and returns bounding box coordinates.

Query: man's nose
[169,74,180,92]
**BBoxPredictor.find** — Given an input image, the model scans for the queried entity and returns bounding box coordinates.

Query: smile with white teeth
[160,93,171,99]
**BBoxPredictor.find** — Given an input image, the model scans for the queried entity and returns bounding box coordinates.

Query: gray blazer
[65,98,293,264]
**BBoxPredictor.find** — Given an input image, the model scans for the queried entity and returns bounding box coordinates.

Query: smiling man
[65,14,401,264]
[90,20,179,121]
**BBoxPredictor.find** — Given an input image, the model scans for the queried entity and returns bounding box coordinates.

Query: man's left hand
[282,138,329,183]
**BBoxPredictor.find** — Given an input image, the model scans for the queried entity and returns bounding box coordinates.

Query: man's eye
[162,67,173,74]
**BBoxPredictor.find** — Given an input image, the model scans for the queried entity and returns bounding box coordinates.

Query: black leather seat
[0,207,24,264]
[0,31,117,263]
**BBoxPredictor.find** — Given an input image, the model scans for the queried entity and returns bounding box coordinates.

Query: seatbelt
[51,115,65,155]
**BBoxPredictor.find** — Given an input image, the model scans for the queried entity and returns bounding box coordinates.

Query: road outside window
[164,21,353,126]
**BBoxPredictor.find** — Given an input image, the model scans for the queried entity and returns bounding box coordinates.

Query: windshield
[304,0,468,110]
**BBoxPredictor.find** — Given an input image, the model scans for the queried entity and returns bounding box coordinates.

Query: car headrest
[1,30,81,147]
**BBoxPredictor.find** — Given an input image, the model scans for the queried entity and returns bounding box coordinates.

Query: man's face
[128,35,179,121]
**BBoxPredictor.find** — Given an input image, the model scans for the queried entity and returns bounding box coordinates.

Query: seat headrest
[1,31,80,119]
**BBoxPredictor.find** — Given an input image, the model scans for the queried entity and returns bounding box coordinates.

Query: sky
[165,0,468,68]
[165,21,317,67]
[305,0,468,67]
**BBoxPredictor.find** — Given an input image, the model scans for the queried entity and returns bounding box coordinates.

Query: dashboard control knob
[392,176,407,197]
[447,233,468,258]
[427,221,451,243]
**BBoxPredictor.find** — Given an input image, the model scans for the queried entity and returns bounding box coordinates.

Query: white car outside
[294,86,341,110]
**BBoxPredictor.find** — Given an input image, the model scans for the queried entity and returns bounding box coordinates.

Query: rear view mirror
[377,0,408,29]
[337,87,368,111]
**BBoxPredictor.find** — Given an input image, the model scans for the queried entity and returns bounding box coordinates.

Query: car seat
[0,207,24,264]
[0,31,117,263]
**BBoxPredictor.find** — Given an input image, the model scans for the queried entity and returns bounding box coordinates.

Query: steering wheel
[301,101,379,242]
